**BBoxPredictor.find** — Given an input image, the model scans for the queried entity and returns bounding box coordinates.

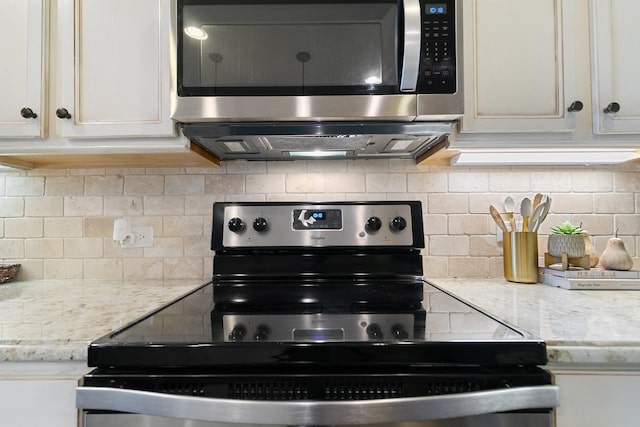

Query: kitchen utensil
[503,196,516,231]
[528,202,545,233]
[531,196,551,232]
[532,193,543,211]
[520,197,532,231]
[489,205,509,232]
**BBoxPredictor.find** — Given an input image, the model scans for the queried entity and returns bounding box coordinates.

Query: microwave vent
[262,135,371,151]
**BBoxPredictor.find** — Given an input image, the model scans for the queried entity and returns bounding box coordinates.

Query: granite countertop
[0,279,200,362]
[1,278,639,368]
[433,278,640,367]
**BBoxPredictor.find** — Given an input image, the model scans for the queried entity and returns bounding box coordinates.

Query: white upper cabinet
[0,0,45,138]
[461,0,589,134]
[56,0,175,138]
[0,0,176,141]
[590,0,640,134]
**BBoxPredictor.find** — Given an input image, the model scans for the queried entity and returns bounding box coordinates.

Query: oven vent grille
[156,382,206,396]
[228,382,309,400]
[423,380,476,395]
[323,382,403,400]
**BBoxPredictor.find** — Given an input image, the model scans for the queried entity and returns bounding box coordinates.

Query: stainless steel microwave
[170,0,463,124]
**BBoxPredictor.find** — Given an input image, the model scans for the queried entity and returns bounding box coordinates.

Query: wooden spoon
[532,193,543,210]
[490,205,509,233]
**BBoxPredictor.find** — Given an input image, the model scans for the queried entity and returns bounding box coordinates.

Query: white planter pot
[548,234,586,258]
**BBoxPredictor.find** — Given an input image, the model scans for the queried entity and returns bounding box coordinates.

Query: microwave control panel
[417,0,457,94]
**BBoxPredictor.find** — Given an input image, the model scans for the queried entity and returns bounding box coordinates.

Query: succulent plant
[550,221,583,235]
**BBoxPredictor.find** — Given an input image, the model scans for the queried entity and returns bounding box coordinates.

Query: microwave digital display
[426,4,447,14]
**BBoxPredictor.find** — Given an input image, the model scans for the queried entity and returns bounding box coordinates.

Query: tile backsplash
[1,160,638,281]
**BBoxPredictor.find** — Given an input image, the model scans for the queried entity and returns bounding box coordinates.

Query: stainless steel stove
[76,201,559,427]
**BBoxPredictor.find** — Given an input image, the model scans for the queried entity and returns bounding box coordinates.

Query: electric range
[77,201,558,427]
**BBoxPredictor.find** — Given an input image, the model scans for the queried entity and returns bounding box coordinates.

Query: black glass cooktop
[87,281,547,368]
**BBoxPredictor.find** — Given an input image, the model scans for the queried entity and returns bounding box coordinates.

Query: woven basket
[0,264,20,284]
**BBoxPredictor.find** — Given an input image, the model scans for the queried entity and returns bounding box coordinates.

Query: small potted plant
[548,221,586,258]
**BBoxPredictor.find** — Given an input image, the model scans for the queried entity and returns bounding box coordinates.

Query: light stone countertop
[0,279,201,362]
[432,278,640,368]
[0,278,639,368]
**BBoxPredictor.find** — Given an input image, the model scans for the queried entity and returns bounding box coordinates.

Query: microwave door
[172,0,420,122]
[400,0,421,92]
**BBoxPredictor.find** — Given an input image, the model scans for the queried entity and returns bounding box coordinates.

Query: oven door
[82,412,554,427]
[78,385,559,427]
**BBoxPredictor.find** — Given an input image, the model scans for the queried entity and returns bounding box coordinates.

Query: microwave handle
[400,0,421,92]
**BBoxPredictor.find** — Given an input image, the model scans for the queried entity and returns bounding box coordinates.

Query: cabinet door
[591,0,640,134]
[58,0,175,138]
[0,379,78,427]
[461,0,587,133]
[553,371,640,427]
[0,0,45,137]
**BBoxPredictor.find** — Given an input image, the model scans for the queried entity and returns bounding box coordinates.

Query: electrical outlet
[122,226,154,248]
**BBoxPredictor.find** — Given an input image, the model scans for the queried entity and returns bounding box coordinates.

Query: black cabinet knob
[20,107,37,119]
[56,108,72,119]
[567,101,583,112]
[603,102,620,114]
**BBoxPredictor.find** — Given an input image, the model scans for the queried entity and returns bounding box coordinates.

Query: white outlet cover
[124,226,154,248]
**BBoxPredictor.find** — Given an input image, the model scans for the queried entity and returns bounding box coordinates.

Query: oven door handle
[77,385,559,425]
[400,0,421,92]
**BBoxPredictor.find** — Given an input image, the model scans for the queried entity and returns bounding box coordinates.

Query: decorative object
[0,264,20,284]
[544,253,590,271]
[581,229,600,268]
[599,229,634,271]
[548,221,586,258]
[503,231,538,284]
[544,221,588,270]
[548,233,586,258]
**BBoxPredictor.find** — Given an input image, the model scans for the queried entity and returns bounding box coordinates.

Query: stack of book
[538,266,640,290]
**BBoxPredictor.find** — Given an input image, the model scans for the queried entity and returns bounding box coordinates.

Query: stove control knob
[391,324,409,340]
[254,325,270,341]
[389,216,407,232]
[366,324,383,340]
[365,216,382,233]
[228,325,247,342]
[253,217,269,233]
[228,217,245,233]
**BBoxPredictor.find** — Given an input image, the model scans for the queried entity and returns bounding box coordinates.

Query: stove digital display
[294,328,345,341]
[292,209,342,230]
[310,211,325,220]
